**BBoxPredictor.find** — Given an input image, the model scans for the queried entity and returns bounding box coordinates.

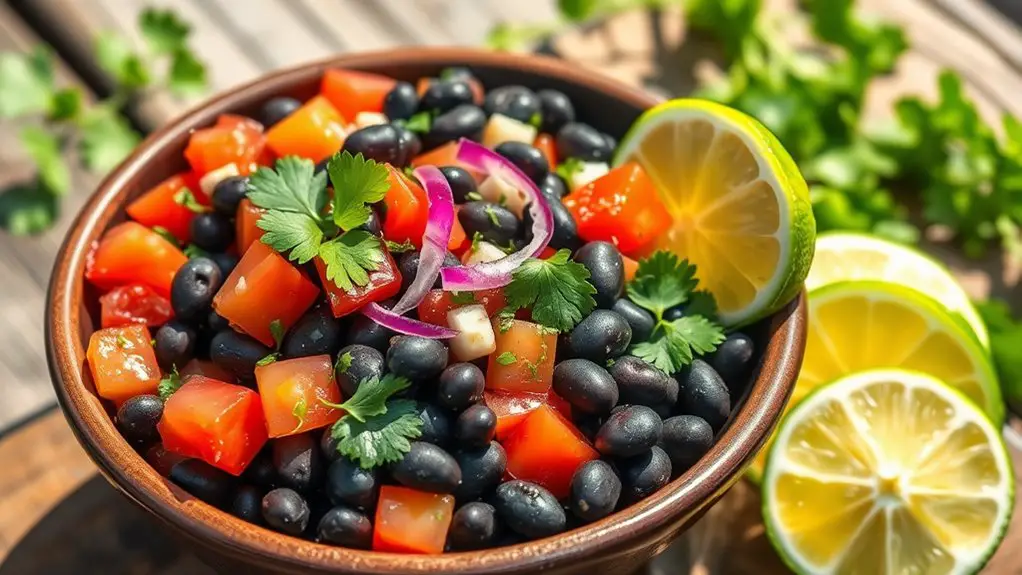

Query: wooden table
[2,0,1022,573]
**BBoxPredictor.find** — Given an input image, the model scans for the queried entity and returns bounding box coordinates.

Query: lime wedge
[614,99,815,327]
[762,369,1014,575]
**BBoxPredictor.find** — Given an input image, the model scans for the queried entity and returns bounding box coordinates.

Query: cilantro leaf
[94,33,150,89]
[402,111,432,134]
[321,373,412,423]
[327,151,391,231]
[20,126,70,196]
[183,244,209,259]
[385,239,416,253]
[504,249,597,332]
[173,188,211,214]
[0,184,57,235]
[335,351,353,373]
[0,47,55,118]
[248,157,328,220]
[449,291,475,305]
[318,231,386,292]
[331,399,422,469]
[256,353,279,367]
[168,49,207,97]
[555,157,584,181]
[291,396,308,433]
[78,106,141,173]
[496,351,517,366]
[684,290,719,321]
[626,251,699,319]
[48,88,84,121]
[151,226,179,246]
[158,367,183,400]
[139,8,191,55]
[632,316,726,374]
[269,319,285,349]
[257,211,324,264]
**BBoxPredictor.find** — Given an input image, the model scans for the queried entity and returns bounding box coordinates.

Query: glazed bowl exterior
[47,48,806,575]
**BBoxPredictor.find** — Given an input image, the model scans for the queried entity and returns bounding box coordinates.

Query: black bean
[208,252,239,278]
[612,299,656,343]
[116,394,163,446]
[230,485,265,525]
[448,502,501,551]
[190,212,235,253]
[342,124,405,165]
[262,488,310,535]
[459,201,520,247]
[453,441,507,502]
[556,122,614,162]
[394,125,422,168]
[492,480,566,539]
[567,310,632,363]
[572,413,605,442]
[574,242,624,308]
[537,89,575,134]
[171,257,223,324]
[383,81,419,121]
[209,330,271,380]
[272,433,326,493]
[522,198,582,251]
[243,448,277,488]
[609,356,678,418]
[390,441,462,494]
[361,207,383,236]
[438,166,479,204]
[708,332,756,393]
[439,66,476,82]
[153,320,196,371]
[425,104,486,149]
[387,336,449,382]
[211,175,249,217]
[483,86,540,124]
[317,506,373,548]
[539,173,568,200]
[552,359,619,415]
[663,304,685,322]
[495,141,550,185]
[319,427,341,464]
[454,405,497,449]
[207,310,230,333]
[398,250,442,292]
[258,96,302,128]
[569,460,621,522]
[334,344,385,398]
[595,405,662,458]
[281,305,344,359]
[437,363,485,412]
[346,315,394,352]
[419,79,475,114]
[617,446,672,504]
[675,359,731,431]
[326,457,379,511]
[169,459,234,507]
[660,415,714,474]
[418,403,454,447]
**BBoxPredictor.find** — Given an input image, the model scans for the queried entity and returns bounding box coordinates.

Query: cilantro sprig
[157,367,183,401]
[626,251,726,374]
[248,151,392,292]
[256,319,286,367]
[503,249,598,332]
[321,374,423,468]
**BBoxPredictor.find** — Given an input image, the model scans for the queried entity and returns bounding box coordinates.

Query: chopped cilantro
[484,204,500,226]
[496,351,517,365]
[496,308,516,333]
[449,291,476,305]
[320,373,412,423]
[269,319,285,349]
[290,396,308,433]
[151,225,179,246]
[319,231,387,292]
[322,374,422,469]
[182,243,208,259]
[327,151,391,232]
[157,367,182,400]
[116,333,131,348]
[172,188,210,213]
[255,353,278,367]
[503,249,597,332]
[466,191,483,201]
[626,251,698,318]
[335,351,353,373]
[385,239,416,254]
[554,157,584,181]
[402,111,432,134]
[528,111,543,128]
[632,316,726,374]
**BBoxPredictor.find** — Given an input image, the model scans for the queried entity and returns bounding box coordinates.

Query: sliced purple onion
[440,139,554,291]
[362,303,458,339]
[388,165,454,316]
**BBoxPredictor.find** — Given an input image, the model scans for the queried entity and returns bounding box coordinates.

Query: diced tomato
[144,443,188,477]
[125,173,196,243]
[539,246,558,259]
[321,69,396,121]
[265,95,348,163]
[563,162,673,256]
[411,141,460,168]
[417,288,506,327]
[534,133,557,169]
[503,405,599,498]
[486,319,557,393]
[382,165,428,247]
[546,391,573,420]
[315,248,402,318]
[448,214,467,252]
[622,254,639,283]
[181,359,236,384]
[86,222,187,297]
[158,376,268,475]
[236,199,266,255]
[255,355,342,437]
[485,390,571,440]
[86,325,160,403]
[99,284,173,328]
[212,241,320,346]
[184,114,265,178]
[373,486,454,554]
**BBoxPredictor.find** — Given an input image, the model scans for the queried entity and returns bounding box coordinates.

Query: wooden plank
[289,0,401,52]
[932,0,1022,74]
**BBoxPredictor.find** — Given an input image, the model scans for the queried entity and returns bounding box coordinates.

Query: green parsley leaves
[627,251,698,318]
[248,152,392,293]
[554,157,585,182]
[503,249,598,332]
[632,316,725,374]
[157,367,183,400]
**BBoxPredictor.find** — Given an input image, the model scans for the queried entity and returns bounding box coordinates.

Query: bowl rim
[46,47,806,574]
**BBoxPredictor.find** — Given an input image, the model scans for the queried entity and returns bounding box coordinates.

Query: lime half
[763,369,1014,575]
[614,99,816,327]
[808,232,989,348]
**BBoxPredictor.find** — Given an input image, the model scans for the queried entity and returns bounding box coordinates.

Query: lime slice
[614,99,816,327]
[747,280,1003,482]
[762,369,1014,575]
[808,232,989,348]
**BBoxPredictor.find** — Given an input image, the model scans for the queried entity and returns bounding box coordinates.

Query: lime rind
[761,368,1014,575]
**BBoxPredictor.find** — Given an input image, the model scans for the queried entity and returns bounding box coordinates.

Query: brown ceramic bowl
[47,48,806,575]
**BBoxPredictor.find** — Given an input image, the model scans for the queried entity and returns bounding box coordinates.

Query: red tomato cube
[86,222,188,297]
[486,319,557,393]
[235,198,265,255]
[622,254,639,283]
[382,165,429,248]
[315,249,402,318]
[158,376,268,475]
[320,69,396,121]
[485,390,572,440]
[255,355,342,438]
[534,133,557,169]
[416,288,507,327]
[563,162,673,257]
[184,114,266,178]
[99,284,173,329]
[265,95,348,163]
[212,241,320,346]
[503,405,598,498]
[125,173,196,243]
[86,325,161,404]
[373,486,455,554]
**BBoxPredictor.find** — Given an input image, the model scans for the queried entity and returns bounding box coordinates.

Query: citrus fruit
[762,369,1014,575]
[808,232,989,348]
[614,99,815,327]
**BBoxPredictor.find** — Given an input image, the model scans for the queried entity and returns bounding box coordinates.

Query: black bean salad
[83,66,758,554]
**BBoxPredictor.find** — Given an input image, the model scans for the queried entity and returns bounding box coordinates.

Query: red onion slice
[362,303,458,339]
[440,139,554,291]
[388,165,454,316]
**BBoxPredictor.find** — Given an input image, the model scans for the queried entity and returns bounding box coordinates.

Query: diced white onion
[199,163,240,198]
[477,175,529,218]
[447,305,496,361]
[355,112,389,129]
[462,241,507,265]
[569,161,609,191]
[482,113,537,148]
